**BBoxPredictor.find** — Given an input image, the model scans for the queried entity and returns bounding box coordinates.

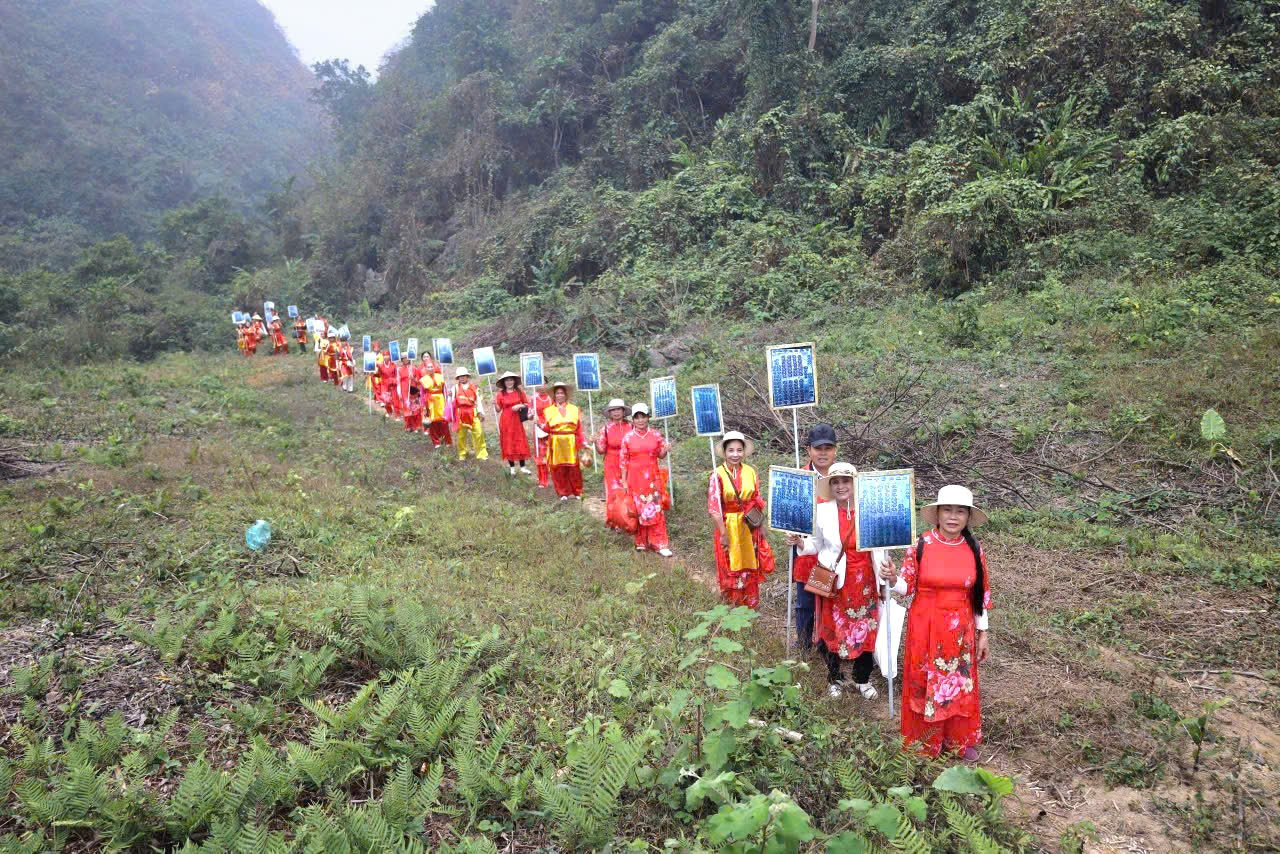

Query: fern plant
[535,714,651,848]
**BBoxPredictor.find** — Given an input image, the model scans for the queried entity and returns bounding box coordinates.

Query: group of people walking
[234,312,307,357]
[230,325,994,761]
[783,424,991,759]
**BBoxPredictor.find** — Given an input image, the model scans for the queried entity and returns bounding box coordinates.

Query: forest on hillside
[288,0,1278,346]
[0,0,325,272]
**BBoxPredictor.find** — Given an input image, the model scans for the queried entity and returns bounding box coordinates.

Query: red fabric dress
[494,388,531,461]
[532,391,553,486]
[294,320,307,349]
[270,320,287,354]
[899,529,991,757]
[620,426,669,550]
[813,505,880,659]
[396,363,414,405]
[595,421,629,503]
[403,395,425,432]
[707,465,776,609]
[377,359,398,416]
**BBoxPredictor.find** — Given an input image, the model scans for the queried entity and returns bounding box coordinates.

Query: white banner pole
[884,580,895,717]
[587,391,598,472]
[486,376,495,442]
[664,418,674,510]
[786,408,801,650]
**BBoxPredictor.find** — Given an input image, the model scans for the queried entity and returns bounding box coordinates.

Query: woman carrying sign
[293,316,307,354]
[539,381,586,500]
[620,403,672,556]
[707,431,774,608]
[878,485,991,760]
[493,372,532,474]
[787,463,882,699]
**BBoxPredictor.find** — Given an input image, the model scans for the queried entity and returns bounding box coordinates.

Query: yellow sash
[544,404,581,466]
[717,464,759,572]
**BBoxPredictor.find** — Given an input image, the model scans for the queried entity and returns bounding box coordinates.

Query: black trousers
[823,648,875,685]
[794,583,815,648]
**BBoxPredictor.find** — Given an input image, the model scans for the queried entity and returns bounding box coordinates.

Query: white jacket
[796,501,886,589]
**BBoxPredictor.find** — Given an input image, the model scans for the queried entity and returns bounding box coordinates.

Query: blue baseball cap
[807,423,838,447]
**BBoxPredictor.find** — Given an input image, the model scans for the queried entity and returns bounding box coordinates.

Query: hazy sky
[260,0,432,74]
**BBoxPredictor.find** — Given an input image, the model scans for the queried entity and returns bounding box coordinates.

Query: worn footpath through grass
[0,352,1040,852]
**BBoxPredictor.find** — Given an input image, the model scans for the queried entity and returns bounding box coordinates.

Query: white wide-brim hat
[921,484,988,528]
[497,371,521,385]
[815,462,858,501]
[631,403,650,417]
[716,430,756,458]
[454,367,471,377]
[606,398,627,411]
[550,381,572,395]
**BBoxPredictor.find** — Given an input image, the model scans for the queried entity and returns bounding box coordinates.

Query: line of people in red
[234,313,308,357]
[238,327,995,760]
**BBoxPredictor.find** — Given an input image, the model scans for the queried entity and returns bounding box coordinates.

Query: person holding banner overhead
[793,424,839,652]
[787,462,884,699]
[707,431,775,608]
[452,367,489,461]
[620,403,672,556]
[493,372,532,475]
[878,485,991,760]
[540,381,587,500]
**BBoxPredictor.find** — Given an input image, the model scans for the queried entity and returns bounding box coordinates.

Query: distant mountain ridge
[0,0,327,269]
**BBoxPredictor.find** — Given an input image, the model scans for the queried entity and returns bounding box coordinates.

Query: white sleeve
[975,612,988,631]
[796,536,818,556]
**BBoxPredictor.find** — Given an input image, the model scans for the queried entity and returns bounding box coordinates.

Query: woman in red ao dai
[879,484,992,760]
[788,463,885,699]
[619,403,672,556]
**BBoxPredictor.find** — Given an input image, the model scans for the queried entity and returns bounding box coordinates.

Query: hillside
[0,0,326,271]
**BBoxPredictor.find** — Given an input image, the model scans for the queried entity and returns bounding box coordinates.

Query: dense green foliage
[0,0,325,271]
[300,0,1278,340]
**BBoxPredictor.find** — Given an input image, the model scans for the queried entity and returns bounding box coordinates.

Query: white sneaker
[520,466,532,474]
[854,682,878,699]
[636,546,645,552]
[658,548,673,557]
[827,683,844,698]
[560,496,569,501]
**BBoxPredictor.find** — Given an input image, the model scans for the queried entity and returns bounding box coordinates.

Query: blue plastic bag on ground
[245,520,272,552]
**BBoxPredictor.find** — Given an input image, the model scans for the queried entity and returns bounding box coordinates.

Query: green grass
[0,352,1031,852]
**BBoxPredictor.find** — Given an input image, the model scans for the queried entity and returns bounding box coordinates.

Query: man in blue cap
[793,423,839,650]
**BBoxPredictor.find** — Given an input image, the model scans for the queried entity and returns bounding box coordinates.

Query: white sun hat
[716,430,756,458]
[454,366,471,377]
[631,402,650,417]
[921,484,988,527]
[606,398,627,411]
[815,461,858,501]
